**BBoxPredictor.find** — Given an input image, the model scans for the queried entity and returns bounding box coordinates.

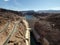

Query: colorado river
[25,15,41,45]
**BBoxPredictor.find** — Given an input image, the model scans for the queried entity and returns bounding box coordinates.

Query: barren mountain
[34,14,60,45]
[0,8,27,45]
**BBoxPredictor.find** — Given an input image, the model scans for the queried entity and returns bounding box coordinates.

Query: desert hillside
[33,13,60,45]
[0,8,30,45]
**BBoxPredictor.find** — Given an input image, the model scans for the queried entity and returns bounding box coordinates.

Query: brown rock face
[0,9,27,45]
[34,14,60,45]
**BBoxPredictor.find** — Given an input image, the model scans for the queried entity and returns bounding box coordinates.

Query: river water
[25,15,34,20]
[25,15,41,45]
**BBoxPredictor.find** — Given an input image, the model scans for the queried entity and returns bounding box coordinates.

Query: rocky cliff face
[0,8,27,45]
[34,14,60,45]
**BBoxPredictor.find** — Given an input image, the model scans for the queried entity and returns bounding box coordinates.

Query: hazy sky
[0,0,60,11]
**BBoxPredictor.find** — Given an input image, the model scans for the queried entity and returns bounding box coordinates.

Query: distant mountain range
[1,8,60,14]
[37,10,60,13]
[20,10,60,14]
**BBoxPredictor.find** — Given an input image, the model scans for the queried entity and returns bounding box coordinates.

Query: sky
[0,0,60,11]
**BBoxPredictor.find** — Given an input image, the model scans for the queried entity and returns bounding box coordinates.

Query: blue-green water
[25,15,33,20]
[30,31,41,45]
[25,15,41,45]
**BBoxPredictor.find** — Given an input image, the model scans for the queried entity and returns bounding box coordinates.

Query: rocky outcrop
[0,8,28,45]
[34,14,60,45]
